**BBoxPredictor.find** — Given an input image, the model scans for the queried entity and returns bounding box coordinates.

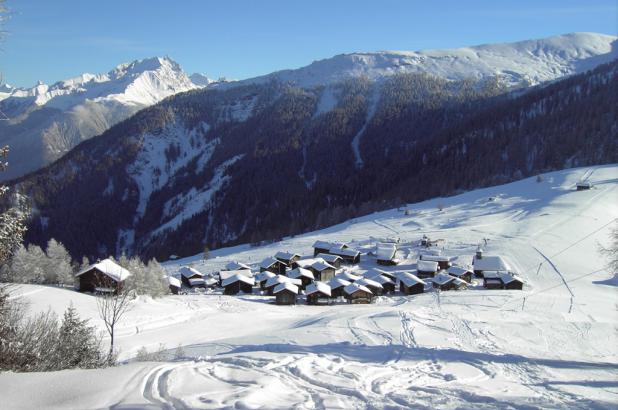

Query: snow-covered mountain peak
[249,32,617,88]
[190,73,215,87]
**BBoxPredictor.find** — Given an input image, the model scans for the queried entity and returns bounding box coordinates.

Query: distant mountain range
[0,57,213,181]
[5,32,618,261]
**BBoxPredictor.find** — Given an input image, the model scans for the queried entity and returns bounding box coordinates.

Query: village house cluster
[162,237,525,305]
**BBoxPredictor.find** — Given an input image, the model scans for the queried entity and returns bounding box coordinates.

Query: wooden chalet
[260,257,288,275]
[222,274,255,295]
[335,270,361,283]
[305,281,332,305]
[416,260,439,279]
[309,260,337,282]
[344,283,373,304]
[420,253,451,270]
[355,277,384,296]
[399,271,426,295]
[224,261,251,271]
[275,251,301,268]
[365,273,396,294]
[472,249,510,278]
[312,240,338,256]
[287,267,315,290]
[76,259,132,294]
[264,275,301,296]
[482,271,504,289]
[168,276,181,295]
[179,266,206,288]
[447,265,473,283]
[376,243,399,266]
[500,273,524,290]
[328,277,351,298]
[432,273,468,291]
[255,270,277,289]
[219,269,252,287]
[576,181,592,191]
[316,253,343,269]
[365,268,397,282]
[273,282,299,305]
[330,246,361,265]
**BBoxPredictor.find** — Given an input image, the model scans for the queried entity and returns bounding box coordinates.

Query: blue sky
[1,0,616,87]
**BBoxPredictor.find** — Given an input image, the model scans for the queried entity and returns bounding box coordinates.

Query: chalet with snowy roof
[365,273,396,294]
[306,281,332,305]
[472,248,510,278]
[500,273,524,290]
[76,258,132,294]
[264,275,302,296]
[222,274,255,295]
[329,246,361,264]
[576,181,592,191]
[275,251,301,267]
[316,253,343,269]
[447,266,473,283]
[420,254,451,270]
[376,243,399,266]
[399,272,426,295]
[260,257,287,275]
[255,270,277,289]
[273,282,299,305]
[287,267,315,290]
[168,276,181,295]
[309,260,337,282]
[224,261,251,271]
[416,260,439,278]
[432,273,468,291]
[219,269,252,286]
[179,266,206,288]
[312,240,338,256]
[356,277,384,296]
[482,271,504,289]
[344,283,373,304]
[328,277,351,298]
[365,268,397,281]
[335,271,361,283]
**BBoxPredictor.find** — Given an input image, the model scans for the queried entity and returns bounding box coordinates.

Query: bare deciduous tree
[96,285,132,363]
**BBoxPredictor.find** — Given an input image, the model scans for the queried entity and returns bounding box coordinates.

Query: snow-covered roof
[313,240,337,249]
[447,266,472,277]
[330,247,360,257]
[365,268,396,280]
[296,258,320,268]
[376,243,397,261]
[305,281,332,296]
[417,260,439,272]
[273,282,299,295]
[500,273,524,284]
[473,255,510,272]
[356,277,383,289]
[287,267,315,280]
[316,253,343,263]
[260,257,283,269]
[188,278,206,286]
[76,258,132,282]
[311,260,336,271]
[255,270,276,282]
[483,271,503,279]
[365,273,394,285]
[204,277,218,286]
[168,276,181,287]
[344,283,372,296]
[420,254,450,263]
[432,273,456,285]
[328,277,351,289]
[224,261,251,270]
[179,266,204,278]
[220,269,252,282]
[222,273,255,287]
[399,272,426,287]
[335,271,361,282]
[275,251,300,261]
[265,275,301,288]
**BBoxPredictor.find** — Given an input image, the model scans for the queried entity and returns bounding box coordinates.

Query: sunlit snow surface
[2,165,617,409]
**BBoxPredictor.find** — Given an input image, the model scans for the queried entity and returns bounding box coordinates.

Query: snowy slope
[243,32,617,88]
[0,57,202,181]
[3,165,617,409]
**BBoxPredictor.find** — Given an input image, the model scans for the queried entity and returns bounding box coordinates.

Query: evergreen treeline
[7,60,618,261]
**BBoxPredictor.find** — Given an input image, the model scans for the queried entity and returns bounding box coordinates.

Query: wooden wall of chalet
[275,290,297,305]
[78,269,123,294]
[400,282,424,295]
[346,291,372,304]
[223,281,253,295]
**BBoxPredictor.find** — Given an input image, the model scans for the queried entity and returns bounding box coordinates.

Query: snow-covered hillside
[0,57,204,181]
[244,32,617,88]
[3,165,617,409]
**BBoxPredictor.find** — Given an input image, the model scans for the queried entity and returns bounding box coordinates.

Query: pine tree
[56,304,103,369]
[0,146,27,265]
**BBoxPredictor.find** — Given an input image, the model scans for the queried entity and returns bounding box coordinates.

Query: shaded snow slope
[3,165,617,409]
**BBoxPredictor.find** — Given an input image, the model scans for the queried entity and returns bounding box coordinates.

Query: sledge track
[532,246,575,313]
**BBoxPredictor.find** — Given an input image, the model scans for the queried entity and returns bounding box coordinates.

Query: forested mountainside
[8,59,618,261]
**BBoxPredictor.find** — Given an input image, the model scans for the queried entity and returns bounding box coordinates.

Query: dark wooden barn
[287,267,315,290]
[399,272,426,295]
[316,253,344,269]
[168,276,181,295]
[447,266,473,283]
[356,278,384,296]
[344,283,373,304]
[310,261,337,282]
[501,273,524,290]
[222,274,255,295]
[432,273,468,291]
[376,243,399,266]
[328,278,351,298]
[482,271,504,289]
[305,281,332,305]
[75,258,131,294]
[274,283,299,305]
[416,260,439,279]
[260,257,288,275]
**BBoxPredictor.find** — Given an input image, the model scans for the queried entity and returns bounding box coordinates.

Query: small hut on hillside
[273,282,299,305]
[222,274,255,295]
[260,257,288,275]
[417,260,439,278]
[335,271,361,283]
[376,243,399,266]
[313,240,338,256]
[275,251,301,268]
[399,272,426,295]
[576,181,592,191]
[356,277,384,296]
[344,283,373,304]
[432,273,468,291]
[365,268,397,282]
[287,267,315,290]
[264,275,302,296]
[330,247,361,265]
[306,281,332,305]
[366,273,396,294]
[472,248,510,278]
[179,266,206,288]
[75,259,132,294]
[328,277,351,298]
[310,260,337,282]
[447,266,473,283]
[219,269,252,287]
[482,271,504,289]
[500,273,524,290]
[255,270,277,289]
[420,254,451,270]
[316,253,344,269]
[224,261,251,271]
[168,276,181,295]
